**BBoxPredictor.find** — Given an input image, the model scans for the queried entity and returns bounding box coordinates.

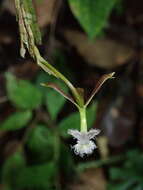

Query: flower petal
[87,129,101,139]
[73,140,96,157]
[68,129,81,139]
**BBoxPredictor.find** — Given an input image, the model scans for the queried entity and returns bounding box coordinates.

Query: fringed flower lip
[68,128,100,157]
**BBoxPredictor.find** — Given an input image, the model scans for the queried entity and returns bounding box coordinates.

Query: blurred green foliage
[26,125,54,163]
[68,0,117,39]
[6,72,42,110]
[108,150,143,190]
[37,72,68,120]
[2,50,140,190]
[0,111,32,131]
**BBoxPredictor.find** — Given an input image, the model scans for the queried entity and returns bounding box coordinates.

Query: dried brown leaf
[63,30,135,69]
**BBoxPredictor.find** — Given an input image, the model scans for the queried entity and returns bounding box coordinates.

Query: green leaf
[14,162,56,189]
[59,103,97,137]
[45,80,68,120]
[6,72,42,110]
[26,125,54,163]
[0,111,32,131]
[68,0,117,39]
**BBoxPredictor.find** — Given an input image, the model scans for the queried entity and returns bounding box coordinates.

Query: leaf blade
[68,0,117,38]
[85,72,114,107]
[41,82,78,107]
[5,72,42,110]
[0,111,32,131]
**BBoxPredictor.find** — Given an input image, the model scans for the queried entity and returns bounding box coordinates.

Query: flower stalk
[79,107,87,132]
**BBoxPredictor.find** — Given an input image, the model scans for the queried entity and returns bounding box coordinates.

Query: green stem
[34,46,83,107]
[15,0,84,108]
[79,107,87,132]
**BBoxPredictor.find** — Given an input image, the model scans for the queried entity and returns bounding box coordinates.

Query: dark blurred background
[0,0,143,190]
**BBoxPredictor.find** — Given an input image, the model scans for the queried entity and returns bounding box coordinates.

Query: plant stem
[79,107,87,132]
[15,0,84,108]
[33,46,83,107]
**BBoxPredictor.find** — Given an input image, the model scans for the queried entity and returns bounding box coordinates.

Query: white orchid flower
[68,128,100,157]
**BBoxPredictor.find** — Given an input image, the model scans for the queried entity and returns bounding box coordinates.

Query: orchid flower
[68,129,100,157]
